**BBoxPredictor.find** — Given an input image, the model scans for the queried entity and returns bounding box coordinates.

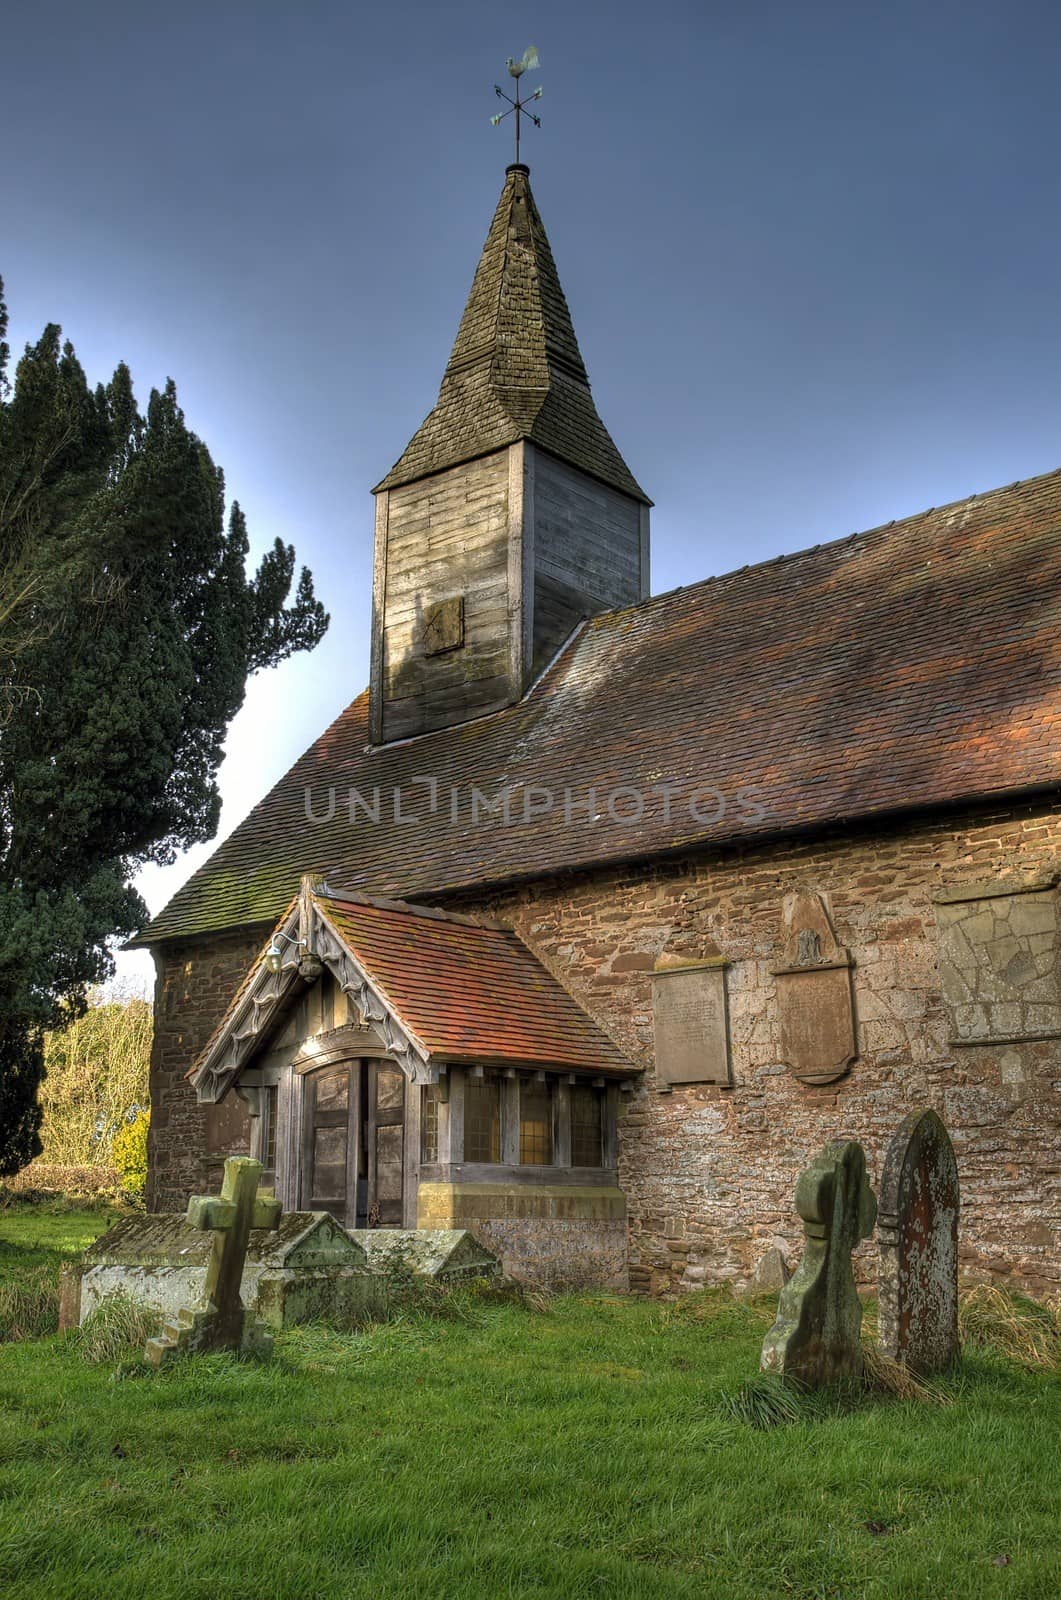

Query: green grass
[0,1207,1058,1599]
[0,1202,118,1341]
[0,1200,117,1262]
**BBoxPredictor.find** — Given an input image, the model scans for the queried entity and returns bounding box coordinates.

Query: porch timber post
[501,1076,520,1166]
[555,1080,572,1168]
[446,1068,465,1170]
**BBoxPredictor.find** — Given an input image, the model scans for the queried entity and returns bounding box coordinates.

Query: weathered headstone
[742,1245,791,1297]
[877,1109,959,1374]
[761,1140,877,1385]
[145,1156,281,1366]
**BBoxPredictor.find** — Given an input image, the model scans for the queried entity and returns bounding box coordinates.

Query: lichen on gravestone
[877,1108,959,1374]
[145,1156,281,1367]
[760,1140,877,1386]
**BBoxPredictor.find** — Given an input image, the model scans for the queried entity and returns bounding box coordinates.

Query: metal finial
[490,46,542,165]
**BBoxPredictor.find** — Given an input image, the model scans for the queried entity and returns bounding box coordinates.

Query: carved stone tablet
[652,959,731,1086]
[772,893,857,1085]
[934,876,1060,1046]
[878,1109,959,1374]
[422,595,465,656]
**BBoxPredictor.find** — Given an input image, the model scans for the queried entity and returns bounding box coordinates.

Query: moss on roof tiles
[135,468,1061,948]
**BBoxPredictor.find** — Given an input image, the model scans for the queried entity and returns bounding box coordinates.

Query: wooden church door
[302,1060,405,1228]
[364,1062,406,1227]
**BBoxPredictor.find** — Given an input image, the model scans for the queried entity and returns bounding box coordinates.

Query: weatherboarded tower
[369,163,651,744]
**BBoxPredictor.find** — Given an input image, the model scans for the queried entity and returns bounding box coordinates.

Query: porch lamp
[265,932,306,974]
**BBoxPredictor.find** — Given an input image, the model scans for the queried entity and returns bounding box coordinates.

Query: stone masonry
[146,923,271,1211]
[478,798,1061,1297]
[147,799,1060,1294]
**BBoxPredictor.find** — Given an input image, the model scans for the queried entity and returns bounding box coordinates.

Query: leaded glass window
[570,1084,603,1167]
[420,1084,440,1163]
[464,1075,501,1163]
[263,1084,278,1177]
[519,1080,553,1165]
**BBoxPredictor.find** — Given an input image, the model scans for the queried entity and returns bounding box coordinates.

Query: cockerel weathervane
[491,46,543,165]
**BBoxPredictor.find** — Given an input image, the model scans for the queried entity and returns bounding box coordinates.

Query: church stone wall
[471,798,1061,1298]
[146,924,271,1211]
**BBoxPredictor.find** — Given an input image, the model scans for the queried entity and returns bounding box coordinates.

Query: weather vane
[491,46,542,165]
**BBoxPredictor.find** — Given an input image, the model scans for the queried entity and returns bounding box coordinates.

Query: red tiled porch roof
[316,893,635,1075]
[190,890,635,1094]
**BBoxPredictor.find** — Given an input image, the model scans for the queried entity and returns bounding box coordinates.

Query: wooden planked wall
[378,450,514,742]
[531,450,644,677]
[370,443,650,742]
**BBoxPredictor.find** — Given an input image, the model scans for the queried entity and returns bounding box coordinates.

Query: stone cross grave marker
[145,1156,282,1367]
[877,1108,959,1374]
[761,1140,877,1386]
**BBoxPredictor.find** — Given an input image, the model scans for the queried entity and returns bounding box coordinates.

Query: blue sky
[2,0,1060,988]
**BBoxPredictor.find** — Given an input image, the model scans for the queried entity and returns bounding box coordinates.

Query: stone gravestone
[145,1156,281,1366]
[761,1140,877,1385]
[62,1209,370,1333]
[877,1109,959,1374]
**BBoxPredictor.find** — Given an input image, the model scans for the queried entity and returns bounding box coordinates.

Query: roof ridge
[316,886,510,932]
[588,462,1061,631]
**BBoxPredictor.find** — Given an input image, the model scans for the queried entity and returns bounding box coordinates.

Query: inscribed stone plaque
[652,960,731,1086]
[934,876,1061,1045]
[772,893,857,1085]
[422,595,465,656]
[877,1108,959,1375]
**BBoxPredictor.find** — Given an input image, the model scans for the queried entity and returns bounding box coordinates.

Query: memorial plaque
[652,958,731,1086]
[772,893,857,1085]
[934,875,1060,1046]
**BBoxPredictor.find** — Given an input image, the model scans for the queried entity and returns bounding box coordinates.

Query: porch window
[464,1075,501,1162]
[519,1079,553,1165]
[570,1084,604,1168]
[420,1083,440,1163]
[263,1084,279,1181]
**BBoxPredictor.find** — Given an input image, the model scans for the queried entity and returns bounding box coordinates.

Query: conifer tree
[0,279,329,1171]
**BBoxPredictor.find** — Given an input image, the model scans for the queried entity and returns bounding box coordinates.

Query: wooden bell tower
[369,164,651,745]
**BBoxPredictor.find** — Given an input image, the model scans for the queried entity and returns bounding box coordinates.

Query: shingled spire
[376,164,646,500]
[370,164,650,745]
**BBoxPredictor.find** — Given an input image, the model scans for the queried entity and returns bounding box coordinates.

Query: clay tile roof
[316,893,634,1074]
[374,164,648,502]
[138,467,1061,947]
[188,890,635,1085]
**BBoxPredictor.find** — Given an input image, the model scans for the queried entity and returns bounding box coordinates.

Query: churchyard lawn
[0,1204,1057,1600]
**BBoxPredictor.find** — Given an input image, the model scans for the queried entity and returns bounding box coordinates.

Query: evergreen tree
[0,278,329,1172]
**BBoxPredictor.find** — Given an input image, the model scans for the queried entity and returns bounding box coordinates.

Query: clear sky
[3,0,1060,990]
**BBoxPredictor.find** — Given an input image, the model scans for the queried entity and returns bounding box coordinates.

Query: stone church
[136,163,1061,1295]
